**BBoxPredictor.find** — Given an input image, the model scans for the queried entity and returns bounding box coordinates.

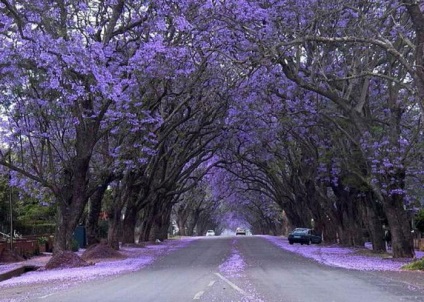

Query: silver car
[206,230,215,236]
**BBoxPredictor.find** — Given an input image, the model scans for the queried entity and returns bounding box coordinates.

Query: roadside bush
[402,258,424,270]
[414,209,424,234]
[18,223,56,235]
[71,238,79,252]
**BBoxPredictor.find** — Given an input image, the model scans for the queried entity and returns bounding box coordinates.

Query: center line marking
[193,291,204,300]
[214,273,251,298]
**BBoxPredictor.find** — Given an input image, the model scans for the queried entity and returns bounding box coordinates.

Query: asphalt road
[32,236,424,301]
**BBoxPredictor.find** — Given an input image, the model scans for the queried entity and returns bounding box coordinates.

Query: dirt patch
[45,251,91,270]
[0,249,25,263]
[81,243,126,262]
[353,248,392,258]
[121,242,146,248]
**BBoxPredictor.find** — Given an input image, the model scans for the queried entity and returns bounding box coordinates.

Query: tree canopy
[0,0,423,258]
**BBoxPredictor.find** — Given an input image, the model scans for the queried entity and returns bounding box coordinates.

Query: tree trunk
[321,220,338,243]
[54,202,80,252]
[107,206,122,250]
[281,201,309,229]
[146,202,172,242]
[177,219,187,236]
[362,193,386,252]
[121,205,137,244]
[86,190,103,246]
[147,213,162,242]
[159,204,173,240]
[138,206,154,242]
[187,209,201,236]
[52,116,97,253]
[148,221,160,242]
[53,166,89,253]
[86,175,114,246]
[384,195,414,258]
[403,0,424,114]
[175,207,190,236]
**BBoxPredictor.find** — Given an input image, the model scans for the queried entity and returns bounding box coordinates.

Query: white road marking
[208,280,216,287]
[193,291,205,300]
[39,293,54,299]
[214,273,250,297]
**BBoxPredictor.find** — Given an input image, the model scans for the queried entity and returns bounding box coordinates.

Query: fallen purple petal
[219,239,247,278]
[264,235,424,271]
[0,238,197,289]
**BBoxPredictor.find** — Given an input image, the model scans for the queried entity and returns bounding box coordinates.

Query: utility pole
[9,150,12,251]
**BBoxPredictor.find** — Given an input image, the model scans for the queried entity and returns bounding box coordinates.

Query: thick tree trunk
[362,193,386,252]
[86,175,114,246]
[121,205,137,244]
[138,206,154,242]
[384,195,414,258]
[147,203,172,242]
[54,202,80,252]
[283,202,310,229]
[345,213,364,247]
[175,207,190,236]
[177,219,187,236]
[148,222,160,242]
[266,218,278,235]
[330,182,366,247]
[86,190,104,246]
[52,115,98,253]
[321,221,338,243]
[107,206,122,250]
[403,0,424,113]
[187,209,201,236]
[147,214,161,242]
[53,165,90,253]
[159,205,173,240]
[119,172,147,244]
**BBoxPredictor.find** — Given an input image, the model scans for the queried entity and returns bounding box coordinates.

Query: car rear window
[293,229,308,234]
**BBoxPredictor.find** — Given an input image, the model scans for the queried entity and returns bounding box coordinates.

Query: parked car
[236,227,246,235]
[206,230,215,236]
[288,228,322,245]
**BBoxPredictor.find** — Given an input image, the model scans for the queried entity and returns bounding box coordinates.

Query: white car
[206,230,215,236]
[236,227,246,235]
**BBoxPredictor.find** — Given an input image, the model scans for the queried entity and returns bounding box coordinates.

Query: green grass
[402,258,424,270]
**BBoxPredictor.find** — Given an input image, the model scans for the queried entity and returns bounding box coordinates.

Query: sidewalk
[0,253,52,281]
[0,237,196,288]
[265,236,423,271]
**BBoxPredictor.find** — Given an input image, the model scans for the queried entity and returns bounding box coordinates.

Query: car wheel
[289,241,293,245]
[307,239,311,245]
